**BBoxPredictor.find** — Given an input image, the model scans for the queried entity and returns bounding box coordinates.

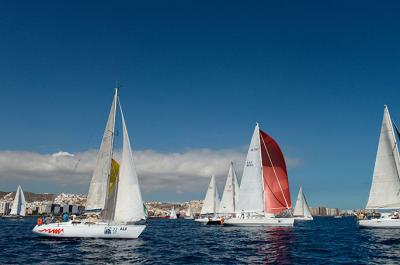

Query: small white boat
[293,186,313,221]
[195,175,221,223]
[5,185,26,218]
[218,162,240,218]
[184,205,194,219]
[33,88,146,238]
[359,106,400,228]
[169,207,177,219]
[224,124,294,227]
[334,215,342,219]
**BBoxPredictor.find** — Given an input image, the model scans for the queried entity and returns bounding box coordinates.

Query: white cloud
[0,148,301,197]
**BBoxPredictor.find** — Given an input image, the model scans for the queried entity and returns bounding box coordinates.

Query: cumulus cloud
[0,148,301,197]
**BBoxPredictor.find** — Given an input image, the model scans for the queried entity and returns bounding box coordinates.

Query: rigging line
[260,133,290,209]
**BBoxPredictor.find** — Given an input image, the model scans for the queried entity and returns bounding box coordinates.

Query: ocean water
[2,217,400,264]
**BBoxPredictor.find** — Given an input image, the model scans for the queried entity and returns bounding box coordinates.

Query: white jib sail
[113,101,145,222]
[10,185,26,216]
[293,186,312,218]
[170,207,177,218]
[367,106,400,209]
[200,175,220,215]
[86,89,117,211]
[186,205,193,217]
[219,162,240,214]
[236,124,264,213]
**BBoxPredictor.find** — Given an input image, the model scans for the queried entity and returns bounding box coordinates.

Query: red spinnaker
[259,129,292,214]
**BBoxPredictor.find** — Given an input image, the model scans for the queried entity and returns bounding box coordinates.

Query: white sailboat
[359,105,400,228]
[224,123,294,226]
[33,88,146,238]
[293,186,313,221]
[195,175,220,223]
[7,185,26,217]
[169,207,177,219]
[184,205,194,219]
[219,162,240,217]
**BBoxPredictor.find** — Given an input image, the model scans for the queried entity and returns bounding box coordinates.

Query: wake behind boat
[224,123,294,227]
[33,88,146,238]
[359,105,400,228]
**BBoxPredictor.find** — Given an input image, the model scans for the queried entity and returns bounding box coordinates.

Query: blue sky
[0,1,400,209]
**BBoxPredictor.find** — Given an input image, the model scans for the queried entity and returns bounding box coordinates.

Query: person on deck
[62,212,69,222]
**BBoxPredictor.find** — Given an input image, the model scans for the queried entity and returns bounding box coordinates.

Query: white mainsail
[10,185,26,216]
[186,205,193,218]
[236,124,264,213]
[219,162,240,214]
[293,186,312,218]
[169,207,177,219]
[200,175,220,215]
[113,101,145,222]
[86,89,117,211]
[366,105,400,209]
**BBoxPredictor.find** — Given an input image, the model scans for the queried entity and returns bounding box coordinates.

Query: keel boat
[3,185,26,218]
[33,88,146,238]
[359,105,400,228]
[195,175,221,224]
[224,123,294,227]
[293,186,313,221]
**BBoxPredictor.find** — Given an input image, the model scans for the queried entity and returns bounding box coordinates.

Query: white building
[0,201,10,215]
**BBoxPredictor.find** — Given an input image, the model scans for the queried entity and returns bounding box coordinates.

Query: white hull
[294,216,313,221]
[194,217,209,223]
[224,217,294,227]
[359,218,400,228]
[32,221,146,238]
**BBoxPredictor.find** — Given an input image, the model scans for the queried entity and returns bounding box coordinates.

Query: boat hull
[32,222,146,238]
[224,217,294,227]
[359,218,400,228]
[194,217,209,223]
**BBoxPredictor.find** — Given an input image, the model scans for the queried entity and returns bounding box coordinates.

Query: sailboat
[4,185,26,218]
[293,186,313,221]
[195,175,220,224]
[359,105,400,228]
[224,123,294,226]
[219,162,240,217]
[169,207,177,219]
[184,204,194,219]
[33,88,146,238]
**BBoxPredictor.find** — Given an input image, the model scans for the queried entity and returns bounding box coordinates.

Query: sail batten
[86,89,118,211]
[366,106,400,209]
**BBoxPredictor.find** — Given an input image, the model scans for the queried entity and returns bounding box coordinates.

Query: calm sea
[1,217,400,264]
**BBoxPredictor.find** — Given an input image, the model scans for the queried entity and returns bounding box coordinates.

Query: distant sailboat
[359,105,400,228]
[6,185,26,217]
[224,123,294,226]
[293,186,313,221]
[195,175,220,223]
[184,205,194,219]
[219,162,240,217]
[33,88,146,238]
[169,207,177,219]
